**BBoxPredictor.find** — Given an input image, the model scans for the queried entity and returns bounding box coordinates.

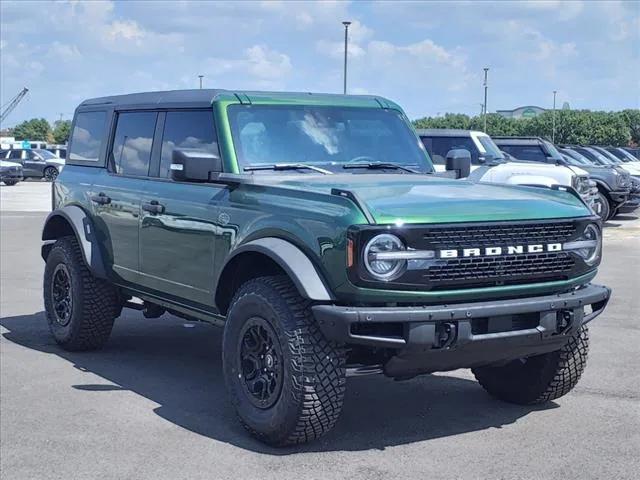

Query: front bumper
[608,190,630,205]
[618,198,640,213]
[313,283,611,375]
[0,172,23,181]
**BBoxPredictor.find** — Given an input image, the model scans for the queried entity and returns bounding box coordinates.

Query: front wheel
[2,180,18,186]
[222,276,346,446]
[472,326,589,405]
[43,166,59,181]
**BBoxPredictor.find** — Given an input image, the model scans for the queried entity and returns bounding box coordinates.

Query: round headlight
[363,234,406,281]
[576,224,601,266]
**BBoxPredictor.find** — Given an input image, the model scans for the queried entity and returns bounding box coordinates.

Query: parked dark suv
[0,148,65,181]
[41,89,610,446]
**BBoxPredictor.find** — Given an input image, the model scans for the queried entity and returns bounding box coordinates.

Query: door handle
[90,192,111,205]
[142,200,165,214]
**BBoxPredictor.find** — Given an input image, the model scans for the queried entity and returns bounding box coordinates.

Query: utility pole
[198,75,204,89]
[552,90,557,143]
[342,21,351,94]
[483,67,489,132]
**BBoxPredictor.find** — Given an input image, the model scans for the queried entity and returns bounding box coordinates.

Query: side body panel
[138,179,224,306]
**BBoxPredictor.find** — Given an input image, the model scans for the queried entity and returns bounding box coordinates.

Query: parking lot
[1,181,639,480]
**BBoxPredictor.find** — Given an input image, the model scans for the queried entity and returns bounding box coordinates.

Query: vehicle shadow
[1,310,557,455]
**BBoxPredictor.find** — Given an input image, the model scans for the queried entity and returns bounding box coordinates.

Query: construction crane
[0,87,29,125]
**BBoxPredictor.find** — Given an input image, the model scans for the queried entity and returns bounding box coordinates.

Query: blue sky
[1,0,638,127]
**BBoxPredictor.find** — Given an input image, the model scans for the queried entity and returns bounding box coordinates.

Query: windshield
[33,149,57,159]
[541,140,564,160]
[227,105,433,173]
[613,147,638,162]
[582,147,614,165]
[560,148,591,166]
[591,147,622,164]
[475,134,505,160]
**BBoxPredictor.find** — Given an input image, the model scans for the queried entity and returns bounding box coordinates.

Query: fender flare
[41,205,107,278]
[592,179,613,193]
[219,237,334,302]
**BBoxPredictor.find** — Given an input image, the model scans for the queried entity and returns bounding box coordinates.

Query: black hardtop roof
[79,89,227,108]
[415,128,484,137]
[77,88,398,110]
[492,136,546,145]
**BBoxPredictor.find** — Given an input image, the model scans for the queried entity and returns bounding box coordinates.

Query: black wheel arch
[41,206,107,279]
[215,237,334,315]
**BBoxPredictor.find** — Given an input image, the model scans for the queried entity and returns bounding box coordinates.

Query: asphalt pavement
[1,182,638,480]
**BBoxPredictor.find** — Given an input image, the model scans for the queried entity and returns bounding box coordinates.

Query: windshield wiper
[343,162,419,173]
[243,163,332,175]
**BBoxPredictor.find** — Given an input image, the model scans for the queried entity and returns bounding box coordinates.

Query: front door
[137,109,223,307]
[91,111,158,285]
[24,150,46,177]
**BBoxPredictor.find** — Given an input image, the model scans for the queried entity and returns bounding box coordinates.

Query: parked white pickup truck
[418,129,600,216]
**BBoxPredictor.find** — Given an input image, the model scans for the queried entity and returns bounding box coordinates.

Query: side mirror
[446,149,472,179]
[170,149,222,182]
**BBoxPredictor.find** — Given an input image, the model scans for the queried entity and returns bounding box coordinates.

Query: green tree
[412,109,634,146]
[12,118,51,141]
[617,109,640,145]
[52,120,72,144]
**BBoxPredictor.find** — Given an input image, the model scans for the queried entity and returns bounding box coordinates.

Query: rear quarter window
[68,111,108,164]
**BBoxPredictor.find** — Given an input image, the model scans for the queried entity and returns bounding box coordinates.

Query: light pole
[552,90,557,143]
[198,75,204,89]
[342,21,351,94]
[483,67,489,132]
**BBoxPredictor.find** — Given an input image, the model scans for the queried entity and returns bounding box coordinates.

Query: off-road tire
[596,192,611,222]
[472,326,589,405]
[222,275,347,446]
[2,180,18,186]
[43,236,120,351]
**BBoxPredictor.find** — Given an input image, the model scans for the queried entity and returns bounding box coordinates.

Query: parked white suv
[418,129,600,215]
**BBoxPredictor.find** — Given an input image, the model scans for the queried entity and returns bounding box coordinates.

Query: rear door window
[110,112,158,177]
[69,111,107,163]
[158,110,219,179]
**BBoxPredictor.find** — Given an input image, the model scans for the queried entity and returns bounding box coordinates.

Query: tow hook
[435,322,457,349]
[556,310,574,333]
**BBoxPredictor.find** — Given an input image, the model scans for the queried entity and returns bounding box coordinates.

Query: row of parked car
[0,147,67,185]
[417,130,640,222]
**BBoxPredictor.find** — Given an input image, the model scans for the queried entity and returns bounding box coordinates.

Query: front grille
[422,222,576,248]
[350,219,591,291]
[424,252,575,285]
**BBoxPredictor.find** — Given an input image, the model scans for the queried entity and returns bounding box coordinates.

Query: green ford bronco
[42,90,611,445]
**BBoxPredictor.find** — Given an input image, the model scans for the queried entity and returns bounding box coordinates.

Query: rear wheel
[43,166,58,181]
[43,236,121,351]
[222,276,346,446]
[596,192,611,221]
[2,180,18,186]
[472,327,589,405]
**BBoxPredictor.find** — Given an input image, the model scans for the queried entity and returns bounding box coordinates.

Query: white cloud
[245,45,292,79]
[47,42,82,61]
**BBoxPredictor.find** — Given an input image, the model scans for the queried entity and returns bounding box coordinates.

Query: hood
[566,165,588,176]
[47,158,65,166]
[267,174,590,224]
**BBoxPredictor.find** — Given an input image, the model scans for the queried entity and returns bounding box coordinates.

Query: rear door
[138,109,223,307]
[91,111,158,285]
